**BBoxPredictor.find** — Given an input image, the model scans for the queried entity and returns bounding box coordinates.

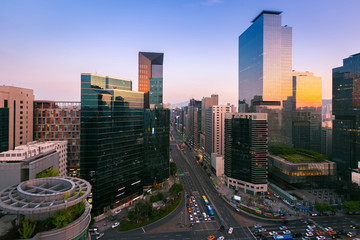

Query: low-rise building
[268,154,336,186]
[352,169,360,187]
[0,141,67,190]
[0,177,91,240]
[211,153,224,178]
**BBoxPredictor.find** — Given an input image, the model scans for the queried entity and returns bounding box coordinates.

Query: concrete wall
[211,153,224,177]
[0,162,22,190]
[28,152,60,179]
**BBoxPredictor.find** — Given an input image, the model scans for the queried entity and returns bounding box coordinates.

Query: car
[279,226,287,230]
[305,232,314,237]
[228,227,234,235]
[347,232,355,238]
[316,231,325,236]
[190,216,193,222]
[316,236,325,240]
[188,207,191,213]
[220,225,225,232]
[196,207,200,213]
[292,232,302,238]
[203,212,207,220]
[235,208,240,212]
[324,227,333,232]
[114,209,121,214]
[111,222,119,228]
[255,231,262,237]
[193,211,197,215]
[254,224,262,229]
[96,233,104,239]
[195,217,200,223]
[195,203,198,207]
[207,235,215,240]
[217,237,225,240]
[350,225,360,229]
[258,228,267,232]
[269,231,278,236]
[283,230,291,235]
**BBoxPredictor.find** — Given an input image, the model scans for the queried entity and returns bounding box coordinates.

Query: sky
[0,0,359,106]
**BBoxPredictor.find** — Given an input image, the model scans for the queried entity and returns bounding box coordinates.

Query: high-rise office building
[186,99,202,149]
[200,95,219,158]
[138,52,164,108]
[0,86,34,150]
[332,53,360,178]
[224,113,268,195]
[143,106,170,186]
[238,10,292,146]
[80,74,144,215]
[34,101,80,175]
[0,108,9,152]
[292,72,322,152]
[205,105,233,162]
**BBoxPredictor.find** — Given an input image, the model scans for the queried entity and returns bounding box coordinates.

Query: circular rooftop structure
[0,177,91,220]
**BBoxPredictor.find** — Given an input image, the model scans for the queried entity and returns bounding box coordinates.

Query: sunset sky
[1,0,359,105]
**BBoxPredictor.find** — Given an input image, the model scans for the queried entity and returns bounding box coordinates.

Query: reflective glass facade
[143,107,170,186]
[80,74,144,215]
[224,113,268,185]
[138,52,164,108]
[292,72,322,152]
[0,108,9,152]
[149,78,163,105]
[238,11,292,146]
[332,54,360,178]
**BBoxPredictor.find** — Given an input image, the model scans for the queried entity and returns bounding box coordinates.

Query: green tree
[18,218,37,239]
[314,202,333,213]
[36,167,59,178]
[342,201,360,213]
[52,209,72,228]
[170,162,177,176]
[169,183,183,197]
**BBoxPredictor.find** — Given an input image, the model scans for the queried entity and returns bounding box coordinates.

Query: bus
[206,205,214,216]
[273,235,293,240]
[202,195,209,205]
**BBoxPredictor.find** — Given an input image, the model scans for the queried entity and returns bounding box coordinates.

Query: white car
[306,228,313,233]
[228,227,233,234]
[114,209,121,214]
[193,211,197,215]
[279,226,287,230]
[258,228,267,232]
[306,232,314,237]
[195,217,200,223]
[269,231,278,236]
[283,230,291,235]
[217,236,225,240]
[111,222,119,228]
[324,227,333,232]
[190,216,193,222]
[254,224,262,229]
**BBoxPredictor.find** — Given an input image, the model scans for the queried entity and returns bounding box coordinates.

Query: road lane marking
[141,227,145,233]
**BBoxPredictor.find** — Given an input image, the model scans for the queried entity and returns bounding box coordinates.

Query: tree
[169,183,183,197]
[170,162,177,176]
[36,167,59,178]
[314,202,333,213]
[18,218,37,239]
[52,209,72,229]
[342,201,360,213]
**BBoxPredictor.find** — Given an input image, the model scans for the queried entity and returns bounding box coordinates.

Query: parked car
[228,227,233,235]
[111,222,119,228]
[254,224,262,229]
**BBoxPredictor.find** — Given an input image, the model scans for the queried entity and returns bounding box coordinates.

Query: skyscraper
[143,106,170,186]
[0,86,34,150]
[224,113,268,195]
[186,99,201,148]
[332,53,360,178]
[138,52,164,108]
[80,74,144,215]
[238,10,292,146]
[205,105,233,163]
[0,108,9,152]
[34,101,81,175]
[292,71,322,152]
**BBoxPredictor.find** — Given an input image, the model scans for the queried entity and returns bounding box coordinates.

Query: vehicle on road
[217,236,224,240]
[228,227,233,234]
[235,208,240,212]
[202,195,209,205]
[254,224,262,229]
[258,228,267,232]
[206,205,214,216]
[207,235,215,240]
[324,227,333,232]
[114,209,121,214]
[96,233,104,239]
[203,212,207,220]
[195,217,199,223]
[305,232,314,237]
[283,230,291,235]
[347,232,355,238]
[273,235,293,239]
[316,236,325,240]
[315,231,325,236]
[269,231,278,236]
[279,226,287,230]
[111,222,119,228]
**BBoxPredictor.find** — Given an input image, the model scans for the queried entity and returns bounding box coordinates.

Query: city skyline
[1,0,360,106]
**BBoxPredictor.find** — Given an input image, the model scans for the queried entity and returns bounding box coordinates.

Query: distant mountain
[170,101,189,109]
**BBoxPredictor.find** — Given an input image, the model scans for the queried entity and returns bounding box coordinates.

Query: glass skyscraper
[0,107,9,152]
[224,113,268,195]
[138,52,164,108]
[238,10,292,146]
[80,74,144,215]
[332,53,360,178]
[292,72,322,152]
[143,107,170,186]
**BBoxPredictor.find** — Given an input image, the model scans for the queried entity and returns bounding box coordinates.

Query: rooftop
[252,10,282,23]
